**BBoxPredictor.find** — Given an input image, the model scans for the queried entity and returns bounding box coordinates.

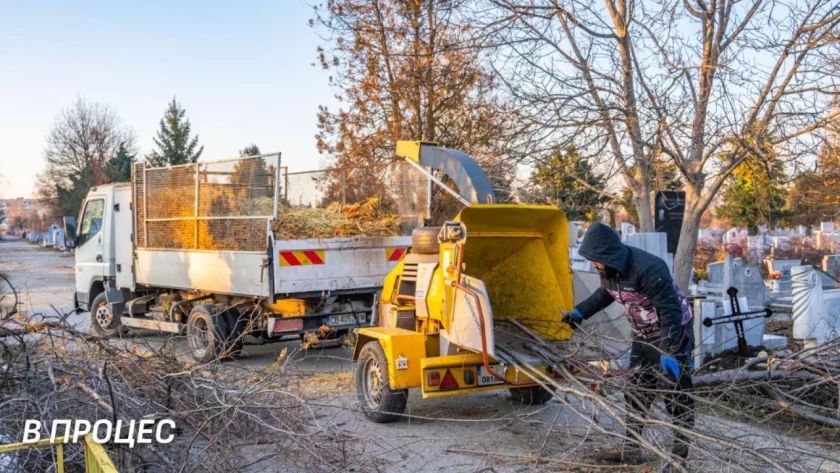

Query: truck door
[75,196,107,305]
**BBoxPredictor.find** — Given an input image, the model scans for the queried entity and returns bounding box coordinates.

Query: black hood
[578,222,628,273]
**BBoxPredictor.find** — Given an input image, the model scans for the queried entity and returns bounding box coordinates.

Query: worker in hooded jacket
[562,222,694,471]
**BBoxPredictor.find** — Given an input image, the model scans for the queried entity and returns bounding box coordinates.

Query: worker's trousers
[624,326,695,458]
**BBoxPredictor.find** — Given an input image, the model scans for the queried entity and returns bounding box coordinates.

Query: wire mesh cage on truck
[282,160,432,233]
[134,154,280,252]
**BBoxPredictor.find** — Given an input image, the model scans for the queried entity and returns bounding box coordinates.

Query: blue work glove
[660,354,681,379]
[562,308,584,329]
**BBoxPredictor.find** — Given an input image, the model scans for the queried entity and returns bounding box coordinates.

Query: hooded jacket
[575,222,692,352]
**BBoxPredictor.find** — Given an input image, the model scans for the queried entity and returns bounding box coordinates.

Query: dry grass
[272,198,401,239]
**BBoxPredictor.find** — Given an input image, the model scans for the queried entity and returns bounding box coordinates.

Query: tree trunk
[673,196,703,290]
[633,185,654,232]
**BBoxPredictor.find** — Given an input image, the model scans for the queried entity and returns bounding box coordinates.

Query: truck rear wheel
[90,292,126,338]
[186,305,228,363]
[355,341,408,423]
[509,385,554,405]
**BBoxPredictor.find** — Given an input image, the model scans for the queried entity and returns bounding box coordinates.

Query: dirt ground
[3,235,840,472]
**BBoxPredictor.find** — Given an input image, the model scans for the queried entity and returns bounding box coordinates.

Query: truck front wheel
[355,341,408,423]
[186,305,228,363]
[90,292,125,337]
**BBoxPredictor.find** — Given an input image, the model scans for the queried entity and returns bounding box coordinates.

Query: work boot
[591,444,648,465]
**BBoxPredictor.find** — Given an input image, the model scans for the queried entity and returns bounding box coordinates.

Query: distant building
[0,197,49,232]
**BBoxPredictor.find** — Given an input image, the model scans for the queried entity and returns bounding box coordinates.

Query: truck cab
[71,183,131,312]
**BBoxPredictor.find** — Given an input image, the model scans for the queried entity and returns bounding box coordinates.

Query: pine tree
[147,98,203,166]
[239,144,261,157]
[530,145,608,221]
[106,143,135,182]
[715,136,788,233]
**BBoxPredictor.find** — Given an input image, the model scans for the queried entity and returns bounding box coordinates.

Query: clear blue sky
[0,0,337,198]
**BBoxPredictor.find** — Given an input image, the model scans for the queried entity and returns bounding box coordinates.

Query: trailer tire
[186,305,228,363]
[509,386,554,405]
[90,292,126,338]
[411,227,441,254]
[356,341,408,423]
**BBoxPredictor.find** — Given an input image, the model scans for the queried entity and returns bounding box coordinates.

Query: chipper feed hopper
[354,141,575,422]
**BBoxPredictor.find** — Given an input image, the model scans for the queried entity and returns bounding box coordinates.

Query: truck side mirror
[63,216,77,248]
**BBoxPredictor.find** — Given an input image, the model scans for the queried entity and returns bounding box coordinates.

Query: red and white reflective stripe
[386,247,407,262]
[279,250,325,266]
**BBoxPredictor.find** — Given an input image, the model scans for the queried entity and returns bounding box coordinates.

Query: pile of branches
[0,297,361,472]
[500,317,840,472]
[272,198,401,239]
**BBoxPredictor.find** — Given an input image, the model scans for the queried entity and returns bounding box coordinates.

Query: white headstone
[820,222,835,233]
[624,232,671,273]
[772,236,791,251]
[791,265,840,347]
[698,298,767,356]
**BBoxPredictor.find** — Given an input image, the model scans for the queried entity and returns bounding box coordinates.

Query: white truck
[67,153,429,362]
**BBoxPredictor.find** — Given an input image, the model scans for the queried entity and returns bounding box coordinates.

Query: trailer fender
[354,327,425,390]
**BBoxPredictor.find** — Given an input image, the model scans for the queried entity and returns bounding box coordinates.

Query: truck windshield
[78,199,104,246]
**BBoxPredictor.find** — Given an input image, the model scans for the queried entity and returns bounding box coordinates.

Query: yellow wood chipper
[353,141,576,422]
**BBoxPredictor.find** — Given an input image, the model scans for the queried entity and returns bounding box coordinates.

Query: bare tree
[37,97,136,217]
[482,0,840,288]
[311,0,522,176]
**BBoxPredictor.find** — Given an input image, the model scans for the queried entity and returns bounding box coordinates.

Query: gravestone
[569,242,592,272]
[821,222,835,233]
[723,228,747,245]
[823,255,840,280]
[791,266,840,348]
[697,297,767,357]
[819,255,840,288]
[654,191,685,254]
[731,261,769,309]
[766,259,800,295]
[699,228,724,243]
[707,258,742,284]
[772,236,791,251]
[620,222,636,241]
[624,232,672,274]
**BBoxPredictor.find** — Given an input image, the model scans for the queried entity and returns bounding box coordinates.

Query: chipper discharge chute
[353,141,575,423]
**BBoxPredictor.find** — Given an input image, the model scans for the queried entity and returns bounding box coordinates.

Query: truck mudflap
[266,308,372,338]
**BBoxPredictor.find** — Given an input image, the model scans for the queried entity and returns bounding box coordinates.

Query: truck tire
[90,292,126,338]
[186,305,229,363]
[509,385,554,405]
[355,341,408,423]
[411,227,441,254]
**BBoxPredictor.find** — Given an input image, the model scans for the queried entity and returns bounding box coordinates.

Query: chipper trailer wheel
[355,341,408,423]
[509,386,554,405]
[186,304,230,363]
[411,226,441,254]
[90,292,127,338]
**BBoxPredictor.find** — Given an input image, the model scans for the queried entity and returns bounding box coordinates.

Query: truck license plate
[329,314,362,326]
[477,364,505,386]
